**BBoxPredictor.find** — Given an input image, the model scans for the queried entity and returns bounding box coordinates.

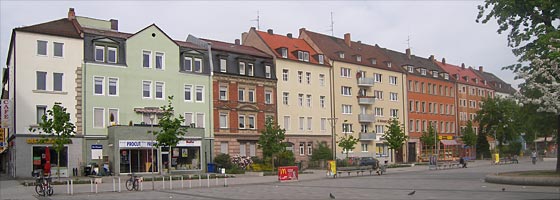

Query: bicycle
[126,173,140,191]
[34,174,53,196]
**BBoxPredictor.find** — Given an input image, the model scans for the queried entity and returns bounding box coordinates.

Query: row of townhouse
[1,8,516,178]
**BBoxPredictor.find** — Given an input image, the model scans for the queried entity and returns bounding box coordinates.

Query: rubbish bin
[84,166,92,176]
[207,163,216,173]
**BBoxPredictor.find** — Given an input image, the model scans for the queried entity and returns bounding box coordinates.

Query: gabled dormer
[443,73,449,80]
[337,51,345,59]
[406,65,414,73]
[355,55,362,62]
[370,58,377,65]
[385,61,392,68]
[432,70,439,78]
[420,68,427,76]
[316,54,324,64]
[463,76,469,82]
[297,50,310,62]
[276,47,288,58]
[90,36,125,65]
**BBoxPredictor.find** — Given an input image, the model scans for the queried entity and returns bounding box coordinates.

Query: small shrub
[276,150,295,166]
[226,165,245,174]
[231,155,253,170]
[214,153,232,169]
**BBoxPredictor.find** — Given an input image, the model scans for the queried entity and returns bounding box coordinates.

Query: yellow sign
[494,153,500,164]
[26,138,72,144]
[327,160,337,177]
[438,135,453,140]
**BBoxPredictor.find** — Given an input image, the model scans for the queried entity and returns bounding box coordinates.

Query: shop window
[170,146,201,170]
[32,146,68,171]
[120,149,158,173]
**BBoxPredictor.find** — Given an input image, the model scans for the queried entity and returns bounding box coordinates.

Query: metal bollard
[95,182,98,194]
[140,179,143,191]
[189,175,192,188]
[112,178,115,192]
[216,175,218,186]
[67,180,70,195]
[198,175,201,187]
[207,174,210,188]
[71,179,74,195]
[169,176,172,190]
[90,179,93,193]
[224,174,227,187]
[118,177,121,192]
[162,176,165,190]
[181,176,184,189]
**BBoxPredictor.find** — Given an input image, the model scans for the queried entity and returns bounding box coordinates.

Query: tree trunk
[168,149,171,173]
[57,151,61,180]
[556,114,559,174]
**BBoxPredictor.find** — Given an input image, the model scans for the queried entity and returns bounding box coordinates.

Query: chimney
[68,8,76,20]
[267,29,273,35]
[406,48,411,59]
[235,39,240,45]
[461,63,465,69]
[478,66,483,72]
[287,33,292,39]
[442,58,446,65]
[110,19,118,31]
[344,33,351,47]
[429,55,435,61]
[241,32,248,44]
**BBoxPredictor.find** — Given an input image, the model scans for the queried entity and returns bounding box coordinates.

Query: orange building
[384,49,456,162]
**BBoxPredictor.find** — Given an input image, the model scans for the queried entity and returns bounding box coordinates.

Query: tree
[420,125,438,155]
[461,121,477,147]
[152,96,188,171]
[310,142,332,161]
[476,124,491,159]
[29,103,75,180]
[475,97,522,154]
[258,116,286,170]
[383,118,408,163]
[337,134,359,159]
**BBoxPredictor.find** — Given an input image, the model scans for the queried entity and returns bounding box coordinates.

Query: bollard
[140,179,143,191]
[90,179,93,193]
[112,178,115,192]
[181,176,184,189]
[198,175,201,187]
[169,176,172,190]
[162,176,165,190]
[95,182,98,194]
[118,177,121,192]
[189,175,192,188]
[207,174,210,188]
[67,180,70,195]
[216,175,218,186]
[71,179,74,195]
[224,174,227,187]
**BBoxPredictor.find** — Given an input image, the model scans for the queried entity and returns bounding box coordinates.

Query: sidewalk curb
[485,174,560,186]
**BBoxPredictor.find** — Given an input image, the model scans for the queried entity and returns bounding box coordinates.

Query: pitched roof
[301,29,403,73]
[472,69,517,94]
[82,27,132,39]
[383,48,453,82]
[435,61,492,89]
[15,18,82,39]
[255,30,325,65]
[201,38,272,58]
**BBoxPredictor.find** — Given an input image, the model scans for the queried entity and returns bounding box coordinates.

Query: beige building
[243,28,333,163]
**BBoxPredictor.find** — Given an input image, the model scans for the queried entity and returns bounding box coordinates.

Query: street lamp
[327,118,338,161]
[149,113,155,190]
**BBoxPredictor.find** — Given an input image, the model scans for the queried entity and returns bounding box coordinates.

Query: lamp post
[327,118,338,161]
[149,113,155,190]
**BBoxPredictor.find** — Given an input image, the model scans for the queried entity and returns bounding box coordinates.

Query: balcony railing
[359,132,376,140]
[358,114,376,122]
[357,78,375,87]
[357,96,375,104]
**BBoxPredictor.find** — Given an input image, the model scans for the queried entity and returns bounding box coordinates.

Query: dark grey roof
[382,48,454,82]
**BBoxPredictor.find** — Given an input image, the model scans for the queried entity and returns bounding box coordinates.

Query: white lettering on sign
[176,140,201,147]
[0,100,12,128]
[119,140,157,148]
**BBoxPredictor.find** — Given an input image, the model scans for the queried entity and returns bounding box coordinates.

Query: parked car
[359,157,380,168]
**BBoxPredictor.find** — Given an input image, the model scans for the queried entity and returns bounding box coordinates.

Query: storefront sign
[91,144,103,160]
[0,128,5,152]
[26,138,72,144]
[1,99,11,128]
[278,166,299,181]
[176,140,201,147]
[438,135,453,140]
[119,140,157,148]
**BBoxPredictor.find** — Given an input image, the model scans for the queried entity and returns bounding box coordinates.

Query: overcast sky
[0,0,521,88]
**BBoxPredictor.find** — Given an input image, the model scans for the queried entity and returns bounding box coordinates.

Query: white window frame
[95,46,105,62]
[194,58,203,73]
[390,92,398,101]
[282,92,289,105]
[340,68,351,78]
[220,59,227,72]
[108,108,119,125]
[306,72,311,84]
[321,118,327,131]
[306,95,311,107]
[107,47,117,63]
[307,117,312,131]
[299,142,305,155]
[319,74,325,86]
[155,52,165,70]
[142,80,152,99]
[108,77,119,96]
[155,81,165,100]
[374,73,382,83]
[239,62,246,75]
[53,72,63,92]
[298,94,304,106]
[283,116,291,131]
[196,113,205,128]
[248,89,255,102]
[184,57,193,71]
[247,63,254,76]
[248,115,256,129]
[341,86,352,96]
[37,40,48,56]
[281,48,288,58]
[265,90,273,104]
[318,54,324,64]
[320,96,325,108]
[93,107,105,128]
[142,50,152,68]
[265,65,271,78]
[239,115,246,129]
[375,125,384,134]
[94,76,105,95]
[195,85,204,102]
[282,69,289,81]
[297,71,303,83]
[53,42,64,58]
[184,85,192,102]
[390,109,398,118]
[389,76,397,85]
[342,104,352,114]
[299,117,305,131]
[238,88,246,102]
[219,85,228,100]
[375,107,384,117]
[219,113,228,128]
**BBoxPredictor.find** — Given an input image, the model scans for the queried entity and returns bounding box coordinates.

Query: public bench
[336,166,379,177]
[436,161,462,169]
[496,157,518,165]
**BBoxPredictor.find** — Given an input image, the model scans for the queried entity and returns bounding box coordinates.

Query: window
[342,104,352,114]
[184,57,192,71]
[184,113,193,126]
[409,100,414,112]
[339,52,345,59]
[197,113,205,128]
[247,63,254,76]
[239,115,246,129]
[194,58,202,73]
[143,50,151,68]
[306,72,311,84]
[107,47,117,63]
[282,92,289,105]
[219,86,227,100]
[340,68,351,77]
[108,77,118,96]
[360,124,368,133]
[220,59,227,72]
[298,94,304,106]
[390,92,398,101]
[220,142,229,154]
[265,90,273,104]
[408,80,413,91]
[307,117,312,130]
[409,120,414,132]
[307,142,313,155]
[421,68,427,75]
[240,143,246,156]
[299,142,305,155]
[321,118,326,131]
[282,69,289,81]
[318,54,324,64]
[142,80,152,98]
[265,65,271,78]
[375,125,384,134]
[421,82,425,93]
[155,52,164,70]
[248,89,255,102]
[195,86,204,102]
[238,88,245,102]
[341,86,352,96]
[389,76,397,85]
[444,73,449,80]
[319,74,325,86]
[373,73,382,83]
[184,85,192,101]
[421,102,426,113]
[53,73,63,92]
[320,96,325,108]
[93,108,104,128]
[239,62,245,75]
[219,113,228,128]
[356,55,362,62]
[390,109,398,118]
[306,95,311,107]
[361,143,368,152]
[94,76,104,95]
[297,71,303,83]
[375,107,384,117]
[36,106,46,124]
[36,71,47,90]
[37,40,47,56]
[284,116,291,130]
[155,82,164,99]
[95,46,105,62]
[299,117,305,131]
[304,52,309,62]
[428,103,433,113]
[342,123,352,133]
[386,62,392,68]
[407,66,414,73]
[248,115,256,129]
[281,48,288,58]
[53,42,63,57]
[109,109,119,125]
[374,90,383,100]
[250,143,256,157]
[416,120,420,132]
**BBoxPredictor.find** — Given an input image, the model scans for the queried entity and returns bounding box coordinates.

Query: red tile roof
[435,61,492,89]
[15,18,81,39]
[201,38,272,58]
[256,30,324,65]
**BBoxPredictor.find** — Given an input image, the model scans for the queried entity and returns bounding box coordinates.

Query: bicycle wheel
[35,184,45,196]
[126,179,134,191]
[133,179,139,191]
[47,185,54,196]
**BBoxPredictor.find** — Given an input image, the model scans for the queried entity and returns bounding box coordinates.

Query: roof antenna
[251,11,260,30]
[406,35,411,49]
[330,12,334,36]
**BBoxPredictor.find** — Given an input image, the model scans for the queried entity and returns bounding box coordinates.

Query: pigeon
[408,190,416,195]
[329,193,336,199]
[501,188,505,192]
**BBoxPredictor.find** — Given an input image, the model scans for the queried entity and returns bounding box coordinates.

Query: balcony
[359,132,376,140]
[357,96,375,105]
[357,78,375,87]
[358,114,376,123]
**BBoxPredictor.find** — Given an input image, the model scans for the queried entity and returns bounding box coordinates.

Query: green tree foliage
[475,97,521,154]
[420,125,438,154]
[383,118,407,162]
[476,123,492,159]
[461,121,477,147]
[310,142,332,161]
[258,116,286,169]
[276,150,295,167]
[29,103,75,179]
[337,134,359,158]
[214,153,232,169]
[152,96,188,170]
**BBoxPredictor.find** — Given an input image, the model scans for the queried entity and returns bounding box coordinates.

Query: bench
[496,158,518,165]
[436,161,462,170]
[336,166,379,177]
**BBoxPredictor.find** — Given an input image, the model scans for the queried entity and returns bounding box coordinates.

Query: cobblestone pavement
[1,158,559,199]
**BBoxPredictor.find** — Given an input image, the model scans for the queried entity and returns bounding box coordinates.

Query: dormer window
[474,79,478,84]
[484,80,487,85]
[371,58,377,65]
[432,71,439,78]
[499,83,502,88]
[356,55,362,62]
[444,73,449,80]
[407,66,414,73]
[281,48,288,58]
[464,76,469,82]
[420,68,427,76]
[386,62,392,68]
[339,52,345,59]
[318,54,324,64]
[298,51,309,62]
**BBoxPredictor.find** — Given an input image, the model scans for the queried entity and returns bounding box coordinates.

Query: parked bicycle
[126,173,141,191]
[33,171,53,196]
